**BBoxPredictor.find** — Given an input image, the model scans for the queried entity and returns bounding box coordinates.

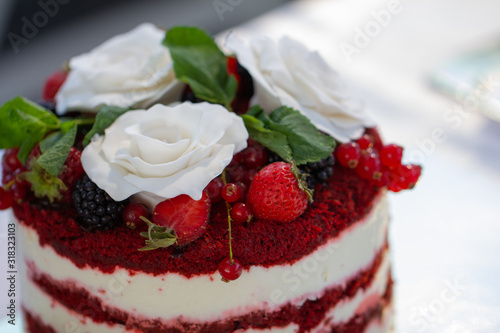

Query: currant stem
[221,170,234,264]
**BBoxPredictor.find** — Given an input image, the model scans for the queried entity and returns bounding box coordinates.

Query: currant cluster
[335,134,421,192]
[1,148,29,209]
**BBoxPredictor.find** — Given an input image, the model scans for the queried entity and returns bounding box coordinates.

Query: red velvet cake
[0,23,421,332]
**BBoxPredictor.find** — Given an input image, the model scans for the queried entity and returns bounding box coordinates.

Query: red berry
[222,183,242,203]
[226,57,241,83]
[373,170,390,187]
[356,152,381,180]
[153,192,211,246]
[231,202,252,223]
[9,182,27,203]
[58,147,85,203]
[0,188,13,210]
[336,142,361,168]
[243,146,268,169]
[42,70,68,102]
[380,144,403,168]
[123,203,148,227]
[227,165,246,183]
[205,177,224,202]
[218,257,243,281]
[247,162,309,223]
[357,134,373,151]
[397,164,422,189]
[2,148,23,173]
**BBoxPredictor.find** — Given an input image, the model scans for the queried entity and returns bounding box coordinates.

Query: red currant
[9,183,27,203]
[218,257,243,281]
[235,182,248,202]
[336,142,361,168]
[357,134,373,151]
[227,165,246,183]
[2,148,23,173]
[380,144,403,168]
[123,202,148,228]
[0,188,13,210]
[398,164,422,189]
[205,177,224,202]
[373,170,390,187]
[221,183,242,202]
[243,146,268,169]
[231,202,252,223]
[356,152,381,180]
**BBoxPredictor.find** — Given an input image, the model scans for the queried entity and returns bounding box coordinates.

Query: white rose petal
[226,33,374,142]
[56,23,184,115]
[81,102,248,206]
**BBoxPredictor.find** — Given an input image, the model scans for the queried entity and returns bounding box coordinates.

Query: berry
[227,165,246,183]
[357,134,373,150]
[153,192,211,246]
[205,177,224,202]
[0,188,13,210]
[226,56,241,83]
[356,152,381,180]
[380,144,403,169]
[123,202,148,229]
[42,70,68,102]
[2,148,23,173]
[9,183,27,203]
[221,183,242,203]
[218,257,243,282]
[300,154,335,188]
[73,175,125,231]
[59,147,85,202]
[247,162,309,223]
[243,146,268,169]
[336,142,361,168]
[231,202,252,223]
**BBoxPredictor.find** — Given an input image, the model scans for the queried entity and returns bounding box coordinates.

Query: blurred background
[1,0,500,332]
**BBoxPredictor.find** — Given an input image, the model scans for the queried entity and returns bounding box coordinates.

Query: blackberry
[72,175,125,231]
[300,154,335,188]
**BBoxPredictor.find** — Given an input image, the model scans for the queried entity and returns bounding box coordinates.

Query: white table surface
[1,0,500,332]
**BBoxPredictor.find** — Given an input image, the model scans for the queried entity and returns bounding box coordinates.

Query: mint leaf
[83,105,129,146]
[37,122,77,176]
[0,96,60,163]
[242,106,336,165]
[40,132,63,153]
[164,27,237,109]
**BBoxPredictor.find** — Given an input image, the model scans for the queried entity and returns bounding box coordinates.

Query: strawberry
[247,162,309,223]
[42,70,68,102]
[152,192,211,246]
[59,147,85,203]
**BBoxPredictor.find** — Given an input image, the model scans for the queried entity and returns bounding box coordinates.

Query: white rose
[56,23,184,115]
[81,102,248,205]
[226,34,373,142]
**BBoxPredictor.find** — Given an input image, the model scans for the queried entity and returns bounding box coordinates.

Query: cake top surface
[0,24,421,279]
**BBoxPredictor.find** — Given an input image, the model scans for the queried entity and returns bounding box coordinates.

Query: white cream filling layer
[18,191,389,323]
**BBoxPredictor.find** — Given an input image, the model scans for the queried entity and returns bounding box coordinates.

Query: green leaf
[138,216,178,251]
[40,132,63,153]
[37,122,77,176]
[242,106,336,165]
[0,96,60,163]
[164,26,237,109]
[83,105,129,146]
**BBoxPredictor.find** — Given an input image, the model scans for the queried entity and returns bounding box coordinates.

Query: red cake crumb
[13,163,380,277]
[26,247,390,332]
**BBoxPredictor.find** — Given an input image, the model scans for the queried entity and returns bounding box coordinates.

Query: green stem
[221,170,234,264]
[73,118,96,126]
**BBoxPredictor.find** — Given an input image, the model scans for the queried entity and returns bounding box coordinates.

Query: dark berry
[2,148,23,173]
[72,175,125,231]
[243,146,268,169]
[9,183,27,203]
[300,154,335,187]
[205,177,224,202]
[218,257,243,282]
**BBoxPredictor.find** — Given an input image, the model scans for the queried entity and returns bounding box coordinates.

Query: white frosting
[56,23,184,115]
[17,192,389,325]
[81,102,248,202]
[225,33,373,142]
